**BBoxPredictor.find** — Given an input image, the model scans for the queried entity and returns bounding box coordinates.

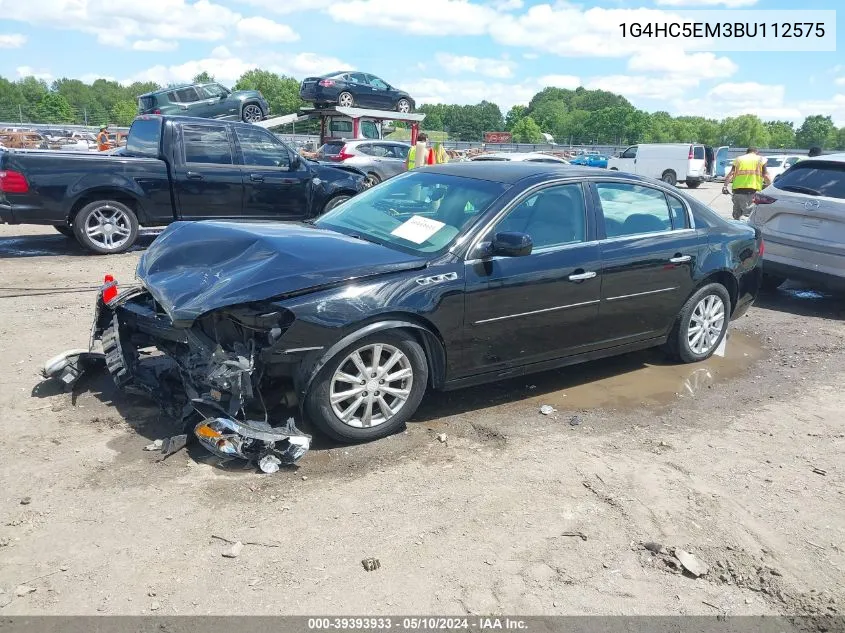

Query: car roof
[472,152,565,161]
[810,152,845,163]
[424,161,623,184]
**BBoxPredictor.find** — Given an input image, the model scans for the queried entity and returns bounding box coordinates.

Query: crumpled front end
[44,280,311,470]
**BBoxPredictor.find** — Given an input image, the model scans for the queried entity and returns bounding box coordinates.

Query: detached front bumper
[43,285,311,471]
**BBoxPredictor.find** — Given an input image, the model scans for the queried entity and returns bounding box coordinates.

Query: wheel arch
[297,315,448,400]
[694,269,739,316]
[241,100,264,118]
[68,188,145,224]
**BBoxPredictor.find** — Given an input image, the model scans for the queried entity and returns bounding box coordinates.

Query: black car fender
[296,318,447,400]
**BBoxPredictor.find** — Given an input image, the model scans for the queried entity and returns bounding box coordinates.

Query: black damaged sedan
[58,163,762,450]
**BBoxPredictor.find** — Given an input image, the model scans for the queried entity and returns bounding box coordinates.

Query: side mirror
[492,232,532,257]
[290,153,302,170]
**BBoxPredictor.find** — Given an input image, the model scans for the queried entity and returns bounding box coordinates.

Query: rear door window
[773,162,845,199]
[389,144,410,159]
[595,182,673,237]
[126,117,162,158]
[173,87,200,103]
[182,124,233,165]
[693,146,705,160]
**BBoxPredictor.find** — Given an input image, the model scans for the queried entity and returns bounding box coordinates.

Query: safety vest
[97,132,109,151]
[434,143,449,164]
[407,143,434,169]
[732,154,764,191]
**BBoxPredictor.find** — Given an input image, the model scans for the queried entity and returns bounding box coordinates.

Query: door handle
[669,255,691,263]
[568,271,597,282]
[249,174,265,182]
[185,171,203,180]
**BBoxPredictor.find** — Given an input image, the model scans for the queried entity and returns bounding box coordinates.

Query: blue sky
[0,0,843,124]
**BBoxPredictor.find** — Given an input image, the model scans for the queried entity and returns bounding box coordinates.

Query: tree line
[2,69,844,150]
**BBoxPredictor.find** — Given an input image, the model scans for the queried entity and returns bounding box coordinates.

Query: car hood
[136,221,426,327]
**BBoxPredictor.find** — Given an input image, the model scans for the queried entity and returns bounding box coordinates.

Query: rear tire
[761,273,786,292]
[55,225,74,238]
[666,283,731,364]
[363,172,381,189]
[337,92,354,108]
[72,200,139,255]
[304,330,429,443]
[661,170,677,186]
[322,194,351,213]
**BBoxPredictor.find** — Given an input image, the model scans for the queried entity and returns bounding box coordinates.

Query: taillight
[337,145,354,161]
[152,109,161,114]
[688,146,694,159]
[0,170,29,194]
[102,274,118,304]
[318,79,335,87]
[759,239,765,256]
[752,193,777,204]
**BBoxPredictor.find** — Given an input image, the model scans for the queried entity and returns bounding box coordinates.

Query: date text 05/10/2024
[619,22,825,38]
[307,617,528,630]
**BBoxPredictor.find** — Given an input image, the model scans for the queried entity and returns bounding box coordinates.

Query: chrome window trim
[474,299,600,325]
[605,287,678,302]
[599,228,696,244]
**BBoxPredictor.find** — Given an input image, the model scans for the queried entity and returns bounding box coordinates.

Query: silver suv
[317,139,411,188]
[749,153,845,292]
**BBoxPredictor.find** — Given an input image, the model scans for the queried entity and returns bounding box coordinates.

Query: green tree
[646,111,675,143]
[234,69,302,116]
[193,71,215,84]
[835,127,845,151]
[795,114,836,148]
[720,114,769,148]
[111,100,138,126]
[530,100,567,139]
[764,120,796,148]
[505,105,527,131]
[511,116,543,143]
[33,92,75,123]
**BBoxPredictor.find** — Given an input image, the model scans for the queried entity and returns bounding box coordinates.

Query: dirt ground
[0,181,843,619]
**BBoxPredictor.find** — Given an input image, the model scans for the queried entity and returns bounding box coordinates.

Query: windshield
[766,157,784,167]
[315,171,509,256]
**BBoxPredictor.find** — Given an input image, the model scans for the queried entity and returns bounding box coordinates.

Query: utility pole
[84,107,88,126]
[19,104,23,124]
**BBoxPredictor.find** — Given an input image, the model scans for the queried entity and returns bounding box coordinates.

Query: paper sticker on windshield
[390,215,446,244]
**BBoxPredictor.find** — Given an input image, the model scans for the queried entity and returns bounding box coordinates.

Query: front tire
[396,98,412,114]
[72,200,139,255]
[322,194,351,213]
[304,331,429,442]
[363,172,381,189]
[667,283,731,363]
[242,103,263,123]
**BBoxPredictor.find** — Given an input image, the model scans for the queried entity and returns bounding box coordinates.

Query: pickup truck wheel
[54,225,74,238]
[73,200,139,255]
[304,331,428,442]
[242,104,263,123]
[323,195,351,213]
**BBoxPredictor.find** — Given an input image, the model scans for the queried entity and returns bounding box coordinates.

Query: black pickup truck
[0,115,366,253]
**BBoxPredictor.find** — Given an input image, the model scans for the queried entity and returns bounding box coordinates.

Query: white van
[607,143,727,188]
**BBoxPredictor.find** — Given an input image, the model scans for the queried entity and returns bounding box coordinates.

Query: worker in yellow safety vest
[722,147,770,220]
[406,133,449,169]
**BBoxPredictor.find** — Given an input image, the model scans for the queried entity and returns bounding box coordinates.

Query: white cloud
[537,75,581,90]
[655,0,757,6]
[494,0,523,9]
[326,0,499,35]
[235,16,299,43]
[586,74,699,100]
[122,52,348,87]
[522,53,539,60]
[627,49,737,80]
[132,39,178,52]
[835,77,845,87]
[0,33,26,48]
[435,53,515,79]
[0,0,241,47]
[707,82,785,103]
[235,0,335,13]
[16,66,53,82]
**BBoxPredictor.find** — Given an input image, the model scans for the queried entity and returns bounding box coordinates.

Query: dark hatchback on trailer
[46,163,762,465]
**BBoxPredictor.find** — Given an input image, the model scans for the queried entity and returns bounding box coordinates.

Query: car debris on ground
[540,405,556,415]
[361,558,381,572]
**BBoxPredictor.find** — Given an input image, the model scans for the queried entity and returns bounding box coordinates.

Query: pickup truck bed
[0,115,365,254]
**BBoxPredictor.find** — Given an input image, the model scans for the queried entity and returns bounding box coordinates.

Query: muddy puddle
[416,331,767,419]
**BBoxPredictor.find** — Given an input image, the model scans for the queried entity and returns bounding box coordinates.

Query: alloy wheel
[338,92,354,108]
[84,205,133,251]
[397,99,411,113]
[329,343,414,429]
[243,104,263,123]
[687,294,726,355]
